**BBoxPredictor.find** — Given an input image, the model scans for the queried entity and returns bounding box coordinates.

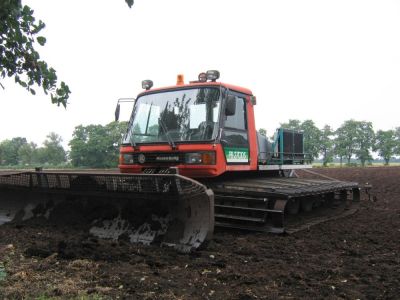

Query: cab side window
[224,96,246,130]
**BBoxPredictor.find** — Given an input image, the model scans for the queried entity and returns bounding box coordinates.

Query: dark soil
[1,167,399,299]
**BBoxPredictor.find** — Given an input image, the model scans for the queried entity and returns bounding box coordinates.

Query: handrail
[258,152,312,165]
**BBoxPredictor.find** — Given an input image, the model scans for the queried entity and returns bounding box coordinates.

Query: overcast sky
[1,0,399,148]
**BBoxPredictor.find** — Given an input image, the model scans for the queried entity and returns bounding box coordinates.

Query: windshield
[122,87,221,145]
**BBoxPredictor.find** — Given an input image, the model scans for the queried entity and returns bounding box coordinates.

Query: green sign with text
[224,147,249,163]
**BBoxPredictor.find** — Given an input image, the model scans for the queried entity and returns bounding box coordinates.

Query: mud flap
[0,171,214,252]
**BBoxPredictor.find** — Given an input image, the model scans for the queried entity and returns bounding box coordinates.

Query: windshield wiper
[129,132,138,150]
[158,118,177,150]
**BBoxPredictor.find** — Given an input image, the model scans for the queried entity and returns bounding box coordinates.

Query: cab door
[220,92,250,167]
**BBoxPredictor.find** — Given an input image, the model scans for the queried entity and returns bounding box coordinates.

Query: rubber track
[207,177,358,198]
[204,176,360,233]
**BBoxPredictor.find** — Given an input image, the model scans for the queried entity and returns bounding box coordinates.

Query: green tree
[374,130,397,165]
[300,120,322,162]
[335,120,374,166]
[396,127,400,155]
[125,0,134,8]
[335,120,359,165]
[334,133,347,166]
[320,125,334,166]
[17,141,37,165]
[0,1,70,106]
[0,137,27,165]
[280,119,302,131]
[354,121,374,166]
[37,132,66,165]
[69,121,127,168]
[258,128,267,136]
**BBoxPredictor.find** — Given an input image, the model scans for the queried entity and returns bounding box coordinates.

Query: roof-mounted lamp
[206,70,220,82]
[198,72,207,82]
[142,80,153,90]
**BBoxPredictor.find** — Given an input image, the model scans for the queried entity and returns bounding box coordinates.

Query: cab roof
[137,81,253,98]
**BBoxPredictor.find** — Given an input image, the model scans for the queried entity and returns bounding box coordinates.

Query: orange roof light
[177,74,184,85]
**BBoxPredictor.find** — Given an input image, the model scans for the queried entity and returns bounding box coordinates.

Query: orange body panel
[119,144,228,178]
[245,95,258,171]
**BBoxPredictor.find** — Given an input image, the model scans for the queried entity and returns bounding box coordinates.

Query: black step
[215,195,268,202]
[215,204,281,214]
[215,213,266,223]
[215,221,284,234]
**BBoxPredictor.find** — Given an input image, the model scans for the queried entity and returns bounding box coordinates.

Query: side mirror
[225,95,236,116]
[115,103,121,121]
[114,98,136,122]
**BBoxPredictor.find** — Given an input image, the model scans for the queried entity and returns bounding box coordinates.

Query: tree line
[262,119,400,166]
[0,122,127,168]
[0,133,66,167]
[1,119,399,168]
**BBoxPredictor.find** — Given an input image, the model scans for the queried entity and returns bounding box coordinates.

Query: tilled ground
[1,167,399,299]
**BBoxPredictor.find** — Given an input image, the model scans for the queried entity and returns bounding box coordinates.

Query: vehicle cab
[118,71,259,178]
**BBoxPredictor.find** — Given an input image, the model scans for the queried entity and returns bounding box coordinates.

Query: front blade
[0,171,214,252]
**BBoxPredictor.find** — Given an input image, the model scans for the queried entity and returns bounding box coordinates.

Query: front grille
[133,152,185,164]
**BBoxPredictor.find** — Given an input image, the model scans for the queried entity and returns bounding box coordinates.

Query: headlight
[185,152,216,165]
[122,154,134,164]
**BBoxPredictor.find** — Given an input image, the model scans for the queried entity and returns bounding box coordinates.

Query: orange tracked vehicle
[0,71,359,251]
